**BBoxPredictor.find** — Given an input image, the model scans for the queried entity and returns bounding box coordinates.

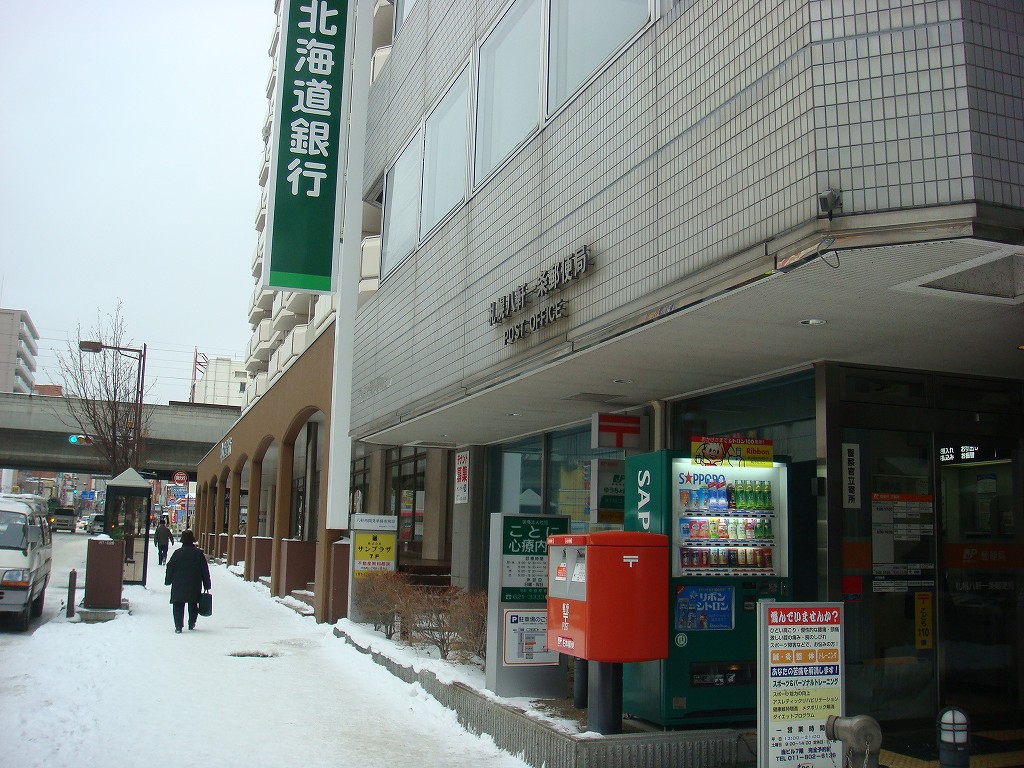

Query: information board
[757,603,844,768]
[502,609,558,666]
[500,515,569,602]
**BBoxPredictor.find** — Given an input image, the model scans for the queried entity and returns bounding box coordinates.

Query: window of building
[350,455,371,515]
[381,132,422,276]
[547,426,624,533]
[487,435,543,515]
[548,0,649,111]
[474,0,542,184]
[421,67,470,237]
[386,447,426,552]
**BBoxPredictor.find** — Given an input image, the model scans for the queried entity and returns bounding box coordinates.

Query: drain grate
[228,650,279,658]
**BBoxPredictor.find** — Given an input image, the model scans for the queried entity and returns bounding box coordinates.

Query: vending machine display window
[671,458,788,579]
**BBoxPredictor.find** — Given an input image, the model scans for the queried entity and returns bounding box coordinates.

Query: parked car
[0,494,53,631]
[87,514,105,535]
[76,516,90,532]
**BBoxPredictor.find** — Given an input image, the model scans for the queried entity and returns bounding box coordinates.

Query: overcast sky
[0,1,277,405]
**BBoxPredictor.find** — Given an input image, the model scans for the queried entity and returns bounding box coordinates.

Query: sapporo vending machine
[623,441,790,727]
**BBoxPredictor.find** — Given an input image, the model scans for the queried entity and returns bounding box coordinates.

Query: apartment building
[0,308,39,395]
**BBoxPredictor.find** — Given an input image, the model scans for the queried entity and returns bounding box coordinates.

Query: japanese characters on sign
[758,603,844,768]
[501,515,569,602]
[454,450,470,504]
[353,531,397,577]
[264,0,348,292]
[502,609,559,666]
[488,245,591,345]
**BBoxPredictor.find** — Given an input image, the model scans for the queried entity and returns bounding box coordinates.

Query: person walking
[164,530,211,633]
[154,518,174,565]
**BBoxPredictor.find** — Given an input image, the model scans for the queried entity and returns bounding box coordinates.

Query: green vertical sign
[264,0,349,292]
[500,515,569,602]
[625,451,677,536]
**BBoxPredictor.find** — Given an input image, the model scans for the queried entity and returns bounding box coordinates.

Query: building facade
[0,308,39,395]
[198,0,1023,732]
[191,356,251,407]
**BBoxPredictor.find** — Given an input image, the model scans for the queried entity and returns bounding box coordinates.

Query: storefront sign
[502,609,559,666]
[758,603,844,768]
[592,413,646,450]
[353,531,397,576]
[691,436,773,467]
[264,0,348,292]
[842,443,860,508]
[351,514,397,531]
[454,450,470,504]
[488,245,590,345]
[219,438,233,462]
[500,515,569,602]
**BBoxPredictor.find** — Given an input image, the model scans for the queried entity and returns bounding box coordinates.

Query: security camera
[818,189,842,214]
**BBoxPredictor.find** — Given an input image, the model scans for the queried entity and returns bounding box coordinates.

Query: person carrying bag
[164,530,211,633]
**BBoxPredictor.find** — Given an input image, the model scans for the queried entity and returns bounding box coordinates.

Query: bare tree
[53,302,150,475]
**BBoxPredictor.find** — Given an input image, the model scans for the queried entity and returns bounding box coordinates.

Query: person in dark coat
[154,519,174,565]
[164,529,211,633]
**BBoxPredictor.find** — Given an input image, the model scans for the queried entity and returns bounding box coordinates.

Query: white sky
[0,536,545,767]
[0,2,276,405]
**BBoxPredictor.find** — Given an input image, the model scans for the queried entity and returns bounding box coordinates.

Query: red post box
[546,531,669,663]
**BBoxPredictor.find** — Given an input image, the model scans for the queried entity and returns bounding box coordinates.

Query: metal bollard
[826,714,882,768]
[937,707,970,768]
[66,569,77,618]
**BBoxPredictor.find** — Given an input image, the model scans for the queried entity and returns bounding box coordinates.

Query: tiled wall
[350,0,1022,438]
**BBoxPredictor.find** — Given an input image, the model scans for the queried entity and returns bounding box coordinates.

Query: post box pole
[574,658,588,709]
[588,661,623,735]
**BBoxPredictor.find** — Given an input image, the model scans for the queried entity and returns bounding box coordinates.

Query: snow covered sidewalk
[0,545,531,768]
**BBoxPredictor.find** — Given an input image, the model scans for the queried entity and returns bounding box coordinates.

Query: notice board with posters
[757,602,844,768]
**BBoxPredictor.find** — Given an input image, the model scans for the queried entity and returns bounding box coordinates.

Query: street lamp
[79,340,147,468]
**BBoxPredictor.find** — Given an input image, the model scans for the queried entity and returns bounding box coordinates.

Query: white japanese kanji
[293,79,332,116]
[287,158,327,197]
[295,38,336,75]
[298,0,339,35]
[289,118,330,156]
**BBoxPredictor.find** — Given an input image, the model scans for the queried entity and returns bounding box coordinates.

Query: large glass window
[488,436,543,515]
[386,447,426,554]
[421,68,470,236]
[381,132,422,276]
[547,427,623,533]
[474,0,542,184]
[548,0,649,111]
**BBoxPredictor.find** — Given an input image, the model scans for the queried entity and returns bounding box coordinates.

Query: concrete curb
[333,626,755,768]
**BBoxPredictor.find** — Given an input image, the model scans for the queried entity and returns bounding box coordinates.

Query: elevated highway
[0,392,240,480]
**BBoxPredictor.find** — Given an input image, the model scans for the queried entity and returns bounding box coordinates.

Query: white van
[0,494,53,631]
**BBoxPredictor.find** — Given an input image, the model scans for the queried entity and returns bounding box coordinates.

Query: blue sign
[81,491,95,500]
[675,585,735,631]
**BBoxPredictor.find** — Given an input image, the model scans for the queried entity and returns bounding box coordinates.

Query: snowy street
[0,534,531,768]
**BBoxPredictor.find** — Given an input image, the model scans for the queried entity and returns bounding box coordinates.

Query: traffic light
[68,434,93,445]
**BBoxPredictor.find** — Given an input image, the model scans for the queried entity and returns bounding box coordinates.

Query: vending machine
[623,443,791,727]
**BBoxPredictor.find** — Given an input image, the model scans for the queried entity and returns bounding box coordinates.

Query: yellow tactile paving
[879,729,1024,768]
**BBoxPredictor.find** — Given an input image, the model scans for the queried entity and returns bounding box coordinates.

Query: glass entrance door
[938,437,1023,724]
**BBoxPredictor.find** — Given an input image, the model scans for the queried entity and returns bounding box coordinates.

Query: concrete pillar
[451,446,487,591]
[227,466,241,537]
[270,440,294,596]
[313,427,335,623]
[422,448,450,561]
[244,461,263,581]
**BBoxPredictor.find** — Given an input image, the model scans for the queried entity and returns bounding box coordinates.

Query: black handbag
[198,591,213,617]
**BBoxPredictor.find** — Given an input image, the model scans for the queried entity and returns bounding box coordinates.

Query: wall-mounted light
[818,189,842,220]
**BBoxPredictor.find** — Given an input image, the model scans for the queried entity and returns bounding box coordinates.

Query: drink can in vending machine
[753,548,764,568]
[727,548,738,567]
[699,548,709,568]
[762,548,773,570]
[679,517,691,539]
[679,489,692,508]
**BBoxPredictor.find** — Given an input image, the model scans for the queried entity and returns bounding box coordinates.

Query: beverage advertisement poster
[691,436,774,467]
[676,585,735,630]
[757,603,844,768]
